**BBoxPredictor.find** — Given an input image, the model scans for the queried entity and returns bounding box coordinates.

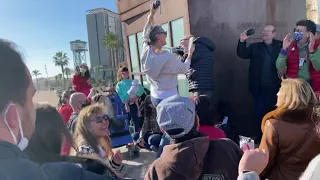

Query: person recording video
[178,35,216,101]
[141,2,195,107]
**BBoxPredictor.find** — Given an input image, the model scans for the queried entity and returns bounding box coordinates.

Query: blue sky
[0,0,117,77]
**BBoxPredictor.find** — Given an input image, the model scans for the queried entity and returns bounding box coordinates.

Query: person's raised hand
[283,33,293,50]
[188,43,195,56]
[239,149,269,175]
[149,3,158,17]
[240,31,249,42]
[112,150,123,165]
[309,32,316,52]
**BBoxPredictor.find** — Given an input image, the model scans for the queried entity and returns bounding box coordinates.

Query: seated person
[131,95,162,152]
[70,104,123,174]
[194,95,226,140]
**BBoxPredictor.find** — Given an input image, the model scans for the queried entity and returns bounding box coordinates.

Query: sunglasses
[93,114,111,123]
[157,31,167,36]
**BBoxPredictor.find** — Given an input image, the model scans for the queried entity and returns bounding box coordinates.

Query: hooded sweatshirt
[145,134,242,180]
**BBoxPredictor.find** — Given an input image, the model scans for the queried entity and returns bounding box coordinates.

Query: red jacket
[199,125,226,140]
[287,41,320,93]
[72,74,92,96]
[58,105,73,123]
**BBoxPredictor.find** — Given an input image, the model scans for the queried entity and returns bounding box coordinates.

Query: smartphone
[153,0,161,9]
[246,28,255,36]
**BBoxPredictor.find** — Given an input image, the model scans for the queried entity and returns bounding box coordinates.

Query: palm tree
[64,67,71,80]
[31,70,41,89]
[53,52,69,89]
[104,32,123,83]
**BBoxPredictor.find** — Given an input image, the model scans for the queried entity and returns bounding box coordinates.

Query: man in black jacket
[0,39,113,180]
[180,36,216,101]
[237,25,282,143]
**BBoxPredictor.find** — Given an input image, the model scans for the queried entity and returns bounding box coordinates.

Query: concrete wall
[188,0,306,135]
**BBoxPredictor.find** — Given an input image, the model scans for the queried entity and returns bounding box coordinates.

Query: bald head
[69,92,88,112]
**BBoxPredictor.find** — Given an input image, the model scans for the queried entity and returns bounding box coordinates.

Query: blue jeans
[156,134,171,158]
[151,97,163,107]
[128,104,140,132]
[131,131,162,150]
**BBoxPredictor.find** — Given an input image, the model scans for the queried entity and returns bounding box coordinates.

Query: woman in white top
[141,3,195,107]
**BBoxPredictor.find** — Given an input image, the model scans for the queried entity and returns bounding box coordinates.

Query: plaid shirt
[140,107,161,138]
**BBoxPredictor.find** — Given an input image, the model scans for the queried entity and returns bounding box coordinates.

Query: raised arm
[142,4,158,49]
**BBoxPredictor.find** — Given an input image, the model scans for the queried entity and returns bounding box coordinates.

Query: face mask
[80,68,87,73]
[4,104,29,150]
[81,101,91,108]
[293,32,304,41]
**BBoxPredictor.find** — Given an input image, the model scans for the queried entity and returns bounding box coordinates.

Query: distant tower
[70,40,88,69]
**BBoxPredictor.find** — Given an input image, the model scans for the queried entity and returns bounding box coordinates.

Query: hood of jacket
[194,37,215,52]
[160,135,210,179]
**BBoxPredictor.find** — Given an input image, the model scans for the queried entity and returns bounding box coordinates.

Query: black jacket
[0,141,115,180]
[186,37,216,91]
[236,39,282,94]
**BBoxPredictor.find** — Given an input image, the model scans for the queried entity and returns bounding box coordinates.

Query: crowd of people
[2,2,320,180]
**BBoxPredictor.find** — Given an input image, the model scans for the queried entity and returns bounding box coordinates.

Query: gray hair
[147,25,163,45]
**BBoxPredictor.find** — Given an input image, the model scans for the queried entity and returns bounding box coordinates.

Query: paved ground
[34,91,155,180]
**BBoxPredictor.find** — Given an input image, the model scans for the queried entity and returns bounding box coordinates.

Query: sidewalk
[115,146,156,180]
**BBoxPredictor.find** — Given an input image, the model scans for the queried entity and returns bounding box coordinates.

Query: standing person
[116,67,144,132]
[277,20,320,96]
[0,39,118,180]
[180,36,216,101]
[68,92,91,134]
[141,3,195,107]
[58,90,73,123]
[145,96,242,180]
[259,79,320,180]
[72,63,92,96]
[237,25,282,143]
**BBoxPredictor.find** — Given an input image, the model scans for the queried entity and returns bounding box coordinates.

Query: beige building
[307,0,319,23]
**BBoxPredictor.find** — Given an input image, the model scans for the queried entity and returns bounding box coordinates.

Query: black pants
[253,85,279,143]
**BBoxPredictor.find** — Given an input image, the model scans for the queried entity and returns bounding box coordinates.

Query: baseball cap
[157,95,196,139]
[317,24,320,32]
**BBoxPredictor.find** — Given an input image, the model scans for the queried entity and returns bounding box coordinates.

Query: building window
[171,18,184,47]
[161,23,171,48]
[128,34,140,73]
[136,32,143,60]
[171,18,188,97]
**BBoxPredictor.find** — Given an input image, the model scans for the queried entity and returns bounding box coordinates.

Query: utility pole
[44,65,49,90]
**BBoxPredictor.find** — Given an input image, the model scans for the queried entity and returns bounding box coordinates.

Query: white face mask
[4,104,29,150]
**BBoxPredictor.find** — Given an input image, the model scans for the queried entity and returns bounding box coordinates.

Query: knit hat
[127,79,140,96]
[157,95,196,139]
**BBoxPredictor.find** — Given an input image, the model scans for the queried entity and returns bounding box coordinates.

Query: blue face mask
[293,32,304,41]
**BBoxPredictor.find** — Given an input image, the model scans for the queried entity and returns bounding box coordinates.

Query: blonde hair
[277,78,318,110]
[70,104,113,159]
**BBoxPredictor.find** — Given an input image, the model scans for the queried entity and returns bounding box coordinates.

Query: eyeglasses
[93,114,111,123]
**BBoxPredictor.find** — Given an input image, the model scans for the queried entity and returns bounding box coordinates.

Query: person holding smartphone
[237,25,282,144]
[141,3,195,107]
